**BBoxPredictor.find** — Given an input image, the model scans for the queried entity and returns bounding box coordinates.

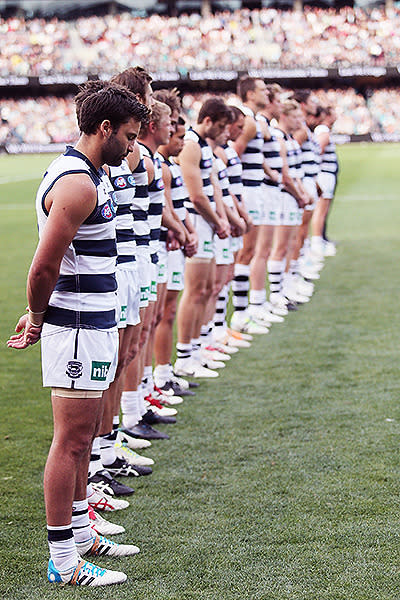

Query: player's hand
[216,218,230,239]
[184,232,198,258]
[166,231,181,251]
[7,313,42,349]
[231,218,246,237]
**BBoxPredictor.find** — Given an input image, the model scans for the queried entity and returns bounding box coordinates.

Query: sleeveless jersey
[223,143,243,201]
[109,159,136,268]
[184,127,214,214]
[131,147,151,254]
[257,114,283,187]
[214,154,234,209]
[239,105,264,187]
[139,143,165,251]
[36,146,117,330]
[315,124,338,175]
[300,128,319,179]
[160,156,187,225]
[275,129,303,194]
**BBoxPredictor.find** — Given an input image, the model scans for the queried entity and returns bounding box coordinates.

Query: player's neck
[74,136,103,171]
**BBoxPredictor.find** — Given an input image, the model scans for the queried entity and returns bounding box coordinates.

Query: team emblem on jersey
[219,169,227,180]
[101,202,114,220]
[175,176,183,186]
[127,175,135,186]
[115,176,127,188]
[156,179,165,190]
[203,159,212,168]
[230,157,239,165]
[66,360,83,379]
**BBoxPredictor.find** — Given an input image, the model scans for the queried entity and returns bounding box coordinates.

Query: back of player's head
[266,83,282,102]
[197,97,232,124]
[280,99,300,115]
[111,67,153,104]
[237,76,260,102]
[292,89,312,104]
[139,99,170,137]
[152,88,181,117]
[76,82,150,135]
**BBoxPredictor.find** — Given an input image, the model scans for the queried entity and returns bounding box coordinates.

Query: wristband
[28,308,46,328]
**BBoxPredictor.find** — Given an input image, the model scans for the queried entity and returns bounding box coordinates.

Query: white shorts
[281,191,302,226]
[230,236,242,254]
[116,267,140,328]
[303,177,318,212]
[190,213,215,259]
[317,171,337,200]
[215,235,234,265]
[260,183,281,226]
[157,242,168,284]
[242,185,263,226]
[167,248,185,291]
[149,258,158,302]
[136,252,151,309]
[41,323,118,391]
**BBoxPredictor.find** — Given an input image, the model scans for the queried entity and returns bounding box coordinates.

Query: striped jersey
[257,114,283,187]
[139,143,165,249]
[36,146,117,330]
[300,128,320,179]
[239,105,264,187]
[214,154,234,209]
[184,127,214,214]
[315,124,338,174]
[160,156,187,225]
[131,147,151,254]
[275,129,304,193]
[223,143,243,201]
[109,160,136,268]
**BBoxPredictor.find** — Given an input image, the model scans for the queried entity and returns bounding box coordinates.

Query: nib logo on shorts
[172,271,181,285]
[203,240,212,253]
[120,305,127,322]
[91,361,111,381]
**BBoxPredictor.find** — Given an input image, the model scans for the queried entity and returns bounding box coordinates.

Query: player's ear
[99,120,112,138]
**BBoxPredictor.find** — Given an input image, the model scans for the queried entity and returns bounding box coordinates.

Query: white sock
[72,499,93,548]
[249,289,266,305]
[153,363,172,386]
[47,524,79,579]
[121,390,140,429]
[88,437,103,478]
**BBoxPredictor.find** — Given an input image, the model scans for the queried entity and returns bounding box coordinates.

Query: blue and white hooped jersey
[223,143,243,201]
[275,129,304,193]
[239,105,264,187]
[161,156,187,225]
[214,154,234,209]
[257,114,283,187]
[36,146,117,330]
[315,124,338,175]
[184,128,214,214]
[139,143,165,249]
[109,159,136,269]
[300,128,320,179]
[131,147,151,254]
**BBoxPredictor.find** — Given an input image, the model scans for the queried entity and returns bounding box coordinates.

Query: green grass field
[1,144,400,599]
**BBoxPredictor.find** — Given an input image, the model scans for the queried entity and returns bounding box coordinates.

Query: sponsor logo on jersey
[66,360,83,379]
[127,175,135,186]
[175,176,183,187]
[91,361,111,381]
[101,202,114,220]
[156,178,165,191]
[219,169,227,180]
[202,159,212,168]
[115,176,127,189]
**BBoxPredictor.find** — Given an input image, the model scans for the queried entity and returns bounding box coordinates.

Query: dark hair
[292,89,312,104]
[197,97,232,124]
[75,79,109,127]
[177,115,186,126]
[315,105,328,119]
[237,76,260,102]
[152,88,181,116]
[111,67,152,104]
[76,83,150,135]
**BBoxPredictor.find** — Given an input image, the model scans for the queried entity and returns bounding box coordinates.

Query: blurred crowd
[2,87,400,147]
[1,6,399,76]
